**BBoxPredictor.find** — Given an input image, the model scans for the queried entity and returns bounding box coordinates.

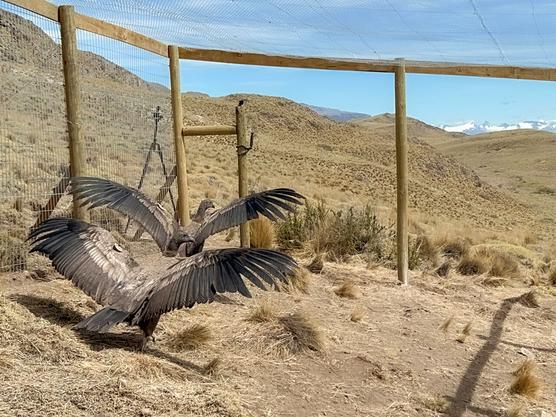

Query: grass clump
[334,279,361,299]
[509,360,542,399]
[249,217,275,249]
[247,301,277,323]
[282,267,311,294]
[277,201,397,264]
[438,316,454,333]
[350,306,365,322]
[457,253,488,276]
[275,312,324,355]
[165,324,212,351]
[456,321,473,343]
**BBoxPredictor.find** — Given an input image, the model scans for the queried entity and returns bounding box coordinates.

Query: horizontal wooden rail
[4,0,57,20]
[179,47,556,81]
[74,13,168,57]
[182,125,237,136]
[4,0,168,57]
[4,0,556,81]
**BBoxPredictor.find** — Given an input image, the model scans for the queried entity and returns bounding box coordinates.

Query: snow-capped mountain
[440,120,556,135]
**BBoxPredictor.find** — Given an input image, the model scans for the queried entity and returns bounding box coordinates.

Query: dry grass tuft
[249,217,275,249]
[435,261,451,278]
[419,394,448,413]
[282,267,311,294]
[509,370,542,399]
[441,237,470,259]
[165,324,212,351]
[438,316,454,333]
[518,291,539,308]
[203,357,222,376]
[457,253,488,276]
[306,253,324,274]
[274,312,324,355]
[247,301,277,323]
[334,279,361,299]
[487,250,520,278]
[513,359,536,377]
[350,306,365,322]
[456,321,473,343]
[505,403,525,417]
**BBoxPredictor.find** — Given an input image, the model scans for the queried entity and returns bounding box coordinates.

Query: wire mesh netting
[47,0,556,67]
[0,1,178,272]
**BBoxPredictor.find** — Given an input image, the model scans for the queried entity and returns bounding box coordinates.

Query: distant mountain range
[305,104,556,136]
[440,120,556,135]
[305,104,368,122]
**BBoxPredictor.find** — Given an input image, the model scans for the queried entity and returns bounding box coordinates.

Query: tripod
[125,106,177,234]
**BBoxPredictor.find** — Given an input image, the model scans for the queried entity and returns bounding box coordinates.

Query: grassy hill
[434,129,556,232]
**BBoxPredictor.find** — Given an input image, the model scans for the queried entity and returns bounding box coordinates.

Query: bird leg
[138,315,161,352]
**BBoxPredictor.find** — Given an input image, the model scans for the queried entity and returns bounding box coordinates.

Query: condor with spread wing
[71,176,304,256]
[28,218,297,350]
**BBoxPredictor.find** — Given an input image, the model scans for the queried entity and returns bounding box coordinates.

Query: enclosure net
[0,1,177,272]
[50,0,556,67]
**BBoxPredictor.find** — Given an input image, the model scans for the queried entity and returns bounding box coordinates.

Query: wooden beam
[3,0,57,20]
[182,125,237,136]
[59,5,87,221]
[236,100,250,248]
[169,45,190,226]
[395,59,408,286]
[32,168,71,228]
[179,47,556,81]
[74,12,168,57]
[5,0,555,80]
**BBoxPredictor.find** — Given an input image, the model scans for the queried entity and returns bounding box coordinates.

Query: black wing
[71,177,178,252]
[28,218,143,308]
[137,248,298,320]
[193,188,305,244]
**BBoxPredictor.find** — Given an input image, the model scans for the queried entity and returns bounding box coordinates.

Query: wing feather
[193,188,305,244]
[140,248,298,319]
[28,218,143,309]
[71,177,178,252]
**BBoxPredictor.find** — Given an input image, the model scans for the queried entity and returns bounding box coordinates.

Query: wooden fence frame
[5,0,556,284]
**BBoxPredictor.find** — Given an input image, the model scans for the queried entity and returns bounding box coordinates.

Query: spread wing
[193,188,305,244]
[71,177,178,252]
[28,218,143,308]
[138,248,298,320]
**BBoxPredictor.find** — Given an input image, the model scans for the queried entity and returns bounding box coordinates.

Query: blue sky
[181,60,556,125]
[5,0,556,125]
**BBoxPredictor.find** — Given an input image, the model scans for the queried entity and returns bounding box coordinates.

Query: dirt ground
[1,236,554,417]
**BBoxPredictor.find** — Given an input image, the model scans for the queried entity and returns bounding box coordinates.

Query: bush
[277,201,396,263]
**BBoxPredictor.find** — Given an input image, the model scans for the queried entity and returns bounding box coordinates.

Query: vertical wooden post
[59,5,86,220]
[236,100,250,247]
[169,45,190,225]
[395,58,409,285]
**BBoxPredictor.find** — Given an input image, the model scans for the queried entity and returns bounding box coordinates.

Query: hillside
[436,129,556,230]
[352,113,464,146]
[305,104,368,121]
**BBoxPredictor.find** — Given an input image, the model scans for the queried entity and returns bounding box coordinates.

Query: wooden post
[169,45,190,225]
[59,5,86,220]
[236,100,250,247]
[395,59,408,285]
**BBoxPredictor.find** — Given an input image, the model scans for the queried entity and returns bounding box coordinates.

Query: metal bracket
[237,130,255,156]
